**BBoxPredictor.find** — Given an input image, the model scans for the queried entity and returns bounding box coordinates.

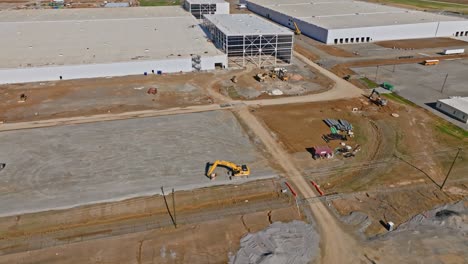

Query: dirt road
[235,107,367,263]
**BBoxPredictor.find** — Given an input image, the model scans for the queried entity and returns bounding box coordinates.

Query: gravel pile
[230,221,319,264]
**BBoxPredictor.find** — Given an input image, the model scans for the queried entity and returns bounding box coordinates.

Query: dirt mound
[229,221,319,264]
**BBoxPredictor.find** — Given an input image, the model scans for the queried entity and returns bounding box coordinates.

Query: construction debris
[147,88,158,95]
[322,133,347,143]
[323,118,353,132]
[19,93,28,102]
[268,89,284,96]
[230,221,319,264]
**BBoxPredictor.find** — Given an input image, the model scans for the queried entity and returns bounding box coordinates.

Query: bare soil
[0,206,300,264]
[295,35,356,58]
[252,98,468,236]
[376,37,468,49]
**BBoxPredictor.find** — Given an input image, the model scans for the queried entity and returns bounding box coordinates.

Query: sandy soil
[376,37,468,49]
[252,98,468,237]
[0,206,301,264]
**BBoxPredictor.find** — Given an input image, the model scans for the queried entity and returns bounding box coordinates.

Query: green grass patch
[370,0,468,14]
[382,93,417,106]
[225,86,241,99]
[139,0,180,6]
[360,77,379,89]
[435,122,468,139]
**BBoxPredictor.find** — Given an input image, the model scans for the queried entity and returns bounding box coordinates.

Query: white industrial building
[437,97,468,123]
[203,14,293,67]
[0,7,227,84]
[184,0,229,19]
[246,0,468,44]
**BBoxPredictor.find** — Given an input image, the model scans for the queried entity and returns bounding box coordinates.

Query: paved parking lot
[352,59,468,129]
[0,111,276,217]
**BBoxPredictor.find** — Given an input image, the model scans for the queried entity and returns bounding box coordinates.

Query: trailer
[443,49,464,55]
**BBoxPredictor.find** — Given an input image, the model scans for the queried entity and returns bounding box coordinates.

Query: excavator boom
[293,22,301,35]
[206,160,250,179]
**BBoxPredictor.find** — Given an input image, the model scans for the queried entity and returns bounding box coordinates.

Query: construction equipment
[293,21,301,35]
[343,144,361,158]
[255,73,267,82]
[381,82,394,91]
[312,146,333,160]
[369,89,387,106]
[273,67,289,81]
[231,76,238,83]
[206,160,250,180]
[423,59,439,66]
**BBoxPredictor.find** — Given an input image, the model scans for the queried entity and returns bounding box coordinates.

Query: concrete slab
[0,111,277,217]
[351,59,468,129]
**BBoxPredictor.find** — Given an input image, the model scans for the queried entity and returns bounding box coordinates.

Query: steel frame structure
[203,18,293,67]
[185,2,217,19]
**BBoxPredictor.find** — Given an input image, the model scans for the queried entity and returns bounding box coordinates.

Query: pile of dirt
[229,221,319,264]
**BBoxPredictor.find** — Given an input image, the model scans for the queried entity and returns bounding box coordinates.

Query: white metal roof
[247,0,466,29]
[204,14,293,36]
[439,97,468,114]
[186,0,226,4]
[0,7,224,68]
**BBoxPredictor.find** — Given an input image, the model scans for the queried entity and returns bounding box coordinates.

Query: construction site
[0,0,467,263]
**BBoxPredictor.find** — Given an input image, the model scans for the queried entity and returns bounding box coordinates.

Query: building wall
[0,55,227,84]
[215,3,229,14]
[436,100,468,123]
[436,21,468,38]
[200,54,229,69]
[247,1,328,43]
[327,23,439,44]
[247,0,468,44]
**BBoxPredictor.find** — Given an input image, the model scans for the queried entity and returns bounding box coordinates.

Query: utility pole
[375,65,380,82]
[440,148,462,190]
[172,188,177,228]
[440,73,448,94]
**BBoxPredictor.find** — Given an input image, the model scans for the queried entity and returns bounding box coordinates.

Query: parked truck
[442,48,464,55]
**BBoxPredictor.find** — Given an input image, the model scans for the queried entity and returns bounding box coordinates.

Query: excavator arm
[206,160,250,179]
[293,22,301,35]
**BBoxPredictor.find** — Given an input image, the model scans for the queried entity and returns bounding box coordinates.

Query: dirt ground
[215,60,333,100]
[0,179,300,257]
[0,73,216,122]
[0,206,300,264]
[295,35,357,58]
[376,37,468,49]
[253,98,468,237]
[0,65,334,123]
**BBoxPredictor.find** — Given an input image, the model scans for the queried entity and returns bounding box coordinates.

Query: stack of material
[339,119,353,131]
[230,221,319,264]
[323,119,353,131]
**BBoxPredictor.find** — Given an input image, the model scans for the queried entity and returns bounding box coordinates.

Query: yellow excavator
[293,22,301,35]
[206,160,250,180]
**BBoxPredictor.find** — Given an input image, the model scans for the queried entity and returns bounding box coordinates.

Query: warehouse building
[184,0,229,19]
[246,0,468,44]
[437,97,468,124]
[203,14,293,67]
[0,7,227,84]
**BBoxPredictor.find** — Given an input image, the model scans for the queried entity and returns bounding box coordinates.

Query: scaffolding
[203,14,293,68]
